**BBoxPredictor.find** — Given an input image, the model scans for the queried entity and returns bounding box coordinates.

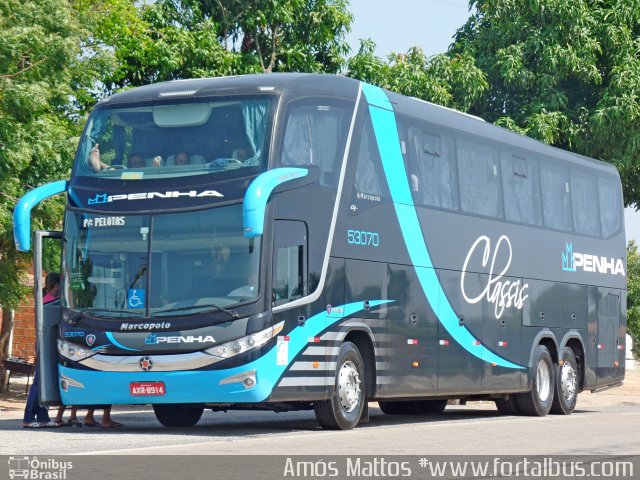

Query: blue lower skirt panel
[59,362,278,406]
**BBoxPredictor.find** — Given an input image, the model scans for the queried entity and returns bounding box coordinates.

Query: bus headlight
[205,321,284,359]
[58,339,96,362]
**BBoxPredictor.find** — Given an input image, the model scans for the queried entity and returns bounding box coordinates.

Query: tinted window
[540,163,572,231]
[406,125,457,209]
[501,154,541,226]
[599,177,622,237]
[457,139,500,217]
[571,171,600,236]
[75,98,272,179]
[281,100,352,186]
[354,117,387,196]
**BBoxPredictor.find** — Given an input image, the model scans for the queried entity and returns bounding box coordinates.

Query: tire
[495,396,521,415]
[379,399,446,415]
[515,345,555,416]
[550,348,578,415]
[153,404,204,427]
[314,342,366,430]
[378,401,405,415]
[407,399,447,414]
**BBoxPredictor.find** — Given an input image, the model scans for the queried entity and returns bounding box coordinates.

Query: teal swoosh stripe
[106,332,140,351]
[60,300,394,405]
[254,299,394,392]
[361,83,523,370]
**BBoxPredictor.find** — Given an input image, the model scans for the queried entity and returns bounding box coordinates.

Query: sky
[345,0,640,242]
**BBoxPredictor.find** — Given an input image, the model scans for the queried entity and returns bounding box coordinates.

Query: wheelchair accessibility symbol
[127,289,145,309]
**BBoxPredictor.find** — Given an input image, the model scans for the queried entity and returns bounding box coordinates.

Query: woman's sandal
[66,418,83,427]
[100,421,123,429]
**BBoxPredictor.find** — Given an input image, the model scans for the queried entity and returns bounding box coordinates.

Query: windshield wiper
[154,304,239,319]
[83,308,143,317]
[66,308,141,324]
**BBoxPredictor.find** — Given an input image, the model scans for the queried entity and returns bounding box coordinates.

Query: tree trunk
[0,308,14,386]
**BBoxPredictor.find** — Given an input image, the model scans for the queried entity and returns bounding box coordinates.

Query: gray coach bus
[14,74,626,430]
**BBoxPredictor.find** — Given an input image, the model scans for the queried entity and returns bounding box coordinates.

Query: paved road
[2,401,640,456]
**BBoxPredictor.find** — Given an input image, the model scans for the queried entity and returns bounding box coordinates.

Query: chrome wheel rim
[536,359,551,402]
[561,361,577,402]
[338,360,361,413]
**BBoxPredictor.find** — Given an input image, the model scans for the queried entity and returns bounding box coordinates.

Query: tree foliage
[347,39,488,112]
[449,0,640,208]
[94,0,353,92]
[0,0,90,308]
[627,241,640,359]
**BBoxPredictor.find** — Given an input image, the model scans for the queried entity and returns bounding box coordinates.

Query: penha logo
[562,242,625,276]
[562,242,576,272]
[88,190,224,205]
[145,333,215,344]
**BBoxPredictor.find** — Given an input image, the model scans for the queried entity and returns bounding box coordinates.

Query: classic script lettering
[460,235,529,319]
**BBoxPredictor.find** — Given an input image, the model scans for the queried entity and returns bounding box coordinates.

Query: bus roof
[98,73,362,106]
[99,73,619,178]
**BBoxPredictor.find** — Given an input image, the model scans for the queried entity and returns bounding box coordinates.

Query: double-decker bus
[14,74,626,430]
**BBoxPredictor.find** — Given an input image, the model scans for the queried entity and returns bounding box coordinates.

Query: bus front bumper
[58,364,277,405]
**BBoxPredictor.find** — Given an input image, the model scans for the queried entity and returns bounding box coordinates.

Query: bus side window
[540,162,572,232]
[457,139,500,217]
[281,101,351,186]
[406,125,457,210]
[353,117,387,196]
[272,221,307,306]
[571,170,600,236]
[598,177,622,238]
[501,153,542,226]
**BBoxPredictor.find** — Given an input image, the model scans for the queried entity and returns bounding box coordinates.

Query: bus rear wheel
[378,401,405,415]
[153,404,204,427]
[495,396,521,415]
[515,345,555,416]
[407,399,447,415]
[314,342,365,430]
[378,399,447,415]
[550,348,578,415]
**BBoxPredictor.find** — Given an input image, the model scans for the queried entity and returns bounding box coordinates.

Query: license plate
[130,381,166,396]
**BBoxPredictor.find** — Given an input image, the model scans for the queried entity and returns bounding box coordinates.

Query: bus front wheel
[515,345,555,416]
[314,342,366,430]
[153,404,204,427]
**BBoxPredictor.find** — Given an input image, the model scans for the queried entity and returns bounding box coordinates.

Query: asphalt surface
[1,369,639,456]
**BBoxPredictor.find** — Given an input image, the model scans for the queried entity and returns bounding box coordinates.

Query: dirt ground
[2,368,638,414]
[576,367,640,408]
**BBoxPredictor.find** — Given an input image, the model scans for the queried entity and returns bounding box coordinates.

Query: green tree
[347,39,488,112]
[94,0,353,92]
[627,241,640,359]
[0,0,107,375]
[0,0,87,309]
[449,0,640,208]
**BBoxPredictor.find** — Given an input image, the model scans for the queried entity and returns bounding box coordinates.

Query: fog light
[243,376,256,388]
[219,369,257,390]
[60,380,68,392]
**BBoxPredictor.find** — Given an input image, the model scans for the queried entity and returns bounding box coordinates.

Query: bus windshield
[62,204,261,318]
[74,97,273,179]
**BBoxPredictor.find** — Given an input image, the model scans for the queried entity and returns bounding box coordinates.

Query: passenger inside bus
[89,146,162,171]
[174,152,190,166]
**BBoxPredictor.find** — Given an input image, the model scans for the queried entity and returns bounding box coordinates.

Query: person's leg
[83,408,98,426]
[23,381,39,425]
[66,406,81,426]
[54,406,66,424]
[67,406,78,421]
[23,367,51,425]
[100,406,123,428]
